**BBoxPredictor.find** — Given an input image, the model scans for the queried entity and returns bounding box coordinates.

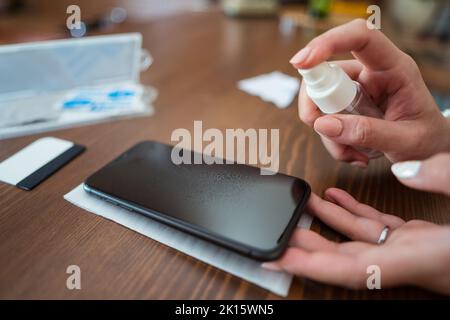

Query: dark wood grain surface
[1,5,449,299]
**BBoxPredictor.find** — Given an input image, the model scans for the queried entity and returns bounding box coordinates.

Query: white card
[0,137,74,185]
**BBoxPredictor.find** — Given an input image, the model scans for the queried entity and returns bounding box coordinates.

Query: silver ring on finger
[377,227,389,245]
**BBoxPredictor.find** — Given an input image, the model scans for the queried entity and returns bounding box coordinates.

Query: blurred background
[1,1,450,301]
[0,0,449,110]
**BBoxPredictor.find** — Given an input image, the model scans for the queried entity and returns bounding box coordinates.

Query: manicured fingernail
[391,161,422,179]
[261,263,282,271]
[314,116,343,137]
[290,47,312,65]
[351,161,368,169]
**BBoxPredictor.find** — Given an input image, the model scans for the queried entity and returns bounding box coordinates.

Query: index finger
[306,193,386,243]
[291,19,405,71]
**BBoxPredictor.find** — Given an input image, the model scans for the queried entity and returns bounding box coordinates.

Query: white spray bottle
[298,62,383,158]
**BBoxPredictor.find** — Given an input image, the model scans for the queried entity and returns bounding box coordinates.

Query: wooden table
[1,6,449,299]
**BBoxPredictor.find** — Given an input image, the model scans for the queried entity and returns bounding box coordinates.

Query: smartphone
[84,141,310,260]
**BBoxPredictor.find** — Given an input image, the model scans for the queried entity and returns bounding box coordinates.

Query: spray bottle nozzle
[297,61,356,114]
[298,62,331,85]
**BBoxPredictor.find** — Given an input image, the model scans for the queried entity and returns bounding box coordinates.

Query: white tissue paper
[238,71,300,109]
[64,184,313,296]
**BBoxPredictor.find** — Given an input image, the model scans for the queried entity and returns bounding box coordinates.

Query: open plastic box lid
[0,33,154,139]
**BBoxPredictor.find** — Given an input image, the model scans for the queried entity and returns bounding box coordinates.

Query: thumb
[313,115,413,152]
[391,153,450,196]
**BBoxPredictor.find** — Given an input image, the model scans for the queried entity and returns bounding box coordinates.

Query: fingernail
[314,116,343,137]
[261,263,282,271]
[391,161,422,179]
[351,161,368,169]
[290,47,312,65]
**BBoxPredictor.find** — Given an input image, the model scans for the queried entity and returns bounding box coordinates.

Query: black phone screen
[84,141,310,259]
